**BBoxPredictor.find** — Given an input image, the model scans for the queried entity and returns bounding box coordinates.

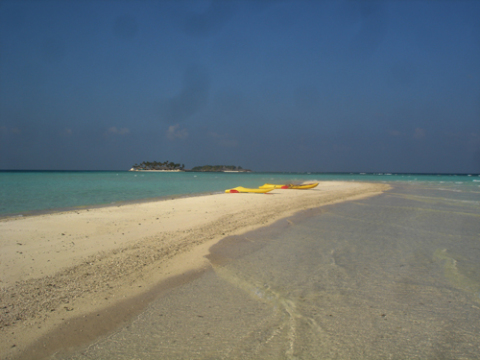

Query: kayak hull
[290,183,319,189]
[259,183,319,190]
[259,184,289,189]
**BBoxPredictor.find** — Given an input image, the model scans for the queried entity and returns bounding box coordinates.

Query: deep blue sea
[0,171,479,217]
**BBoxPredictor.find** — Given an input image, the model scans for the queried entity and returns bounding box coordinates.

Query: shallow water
[1,171,479,216]
[51,183,480,360]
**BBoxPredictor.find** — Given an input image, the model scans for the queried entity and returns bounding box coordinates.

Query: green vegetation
[131,161,184,171]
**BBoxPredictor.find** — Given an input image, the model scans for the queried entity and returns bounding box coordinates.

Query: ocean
[1,171,479,217]
[49,177,480,359]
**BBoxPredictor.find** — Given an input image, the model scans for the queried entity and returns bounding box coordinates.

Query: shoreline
[0,181,390,360]
[0,190,224,220]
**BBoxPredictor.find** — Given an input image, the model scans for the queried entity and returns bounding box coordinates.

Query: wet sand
[0,181,388,360]
[44,183,480,360]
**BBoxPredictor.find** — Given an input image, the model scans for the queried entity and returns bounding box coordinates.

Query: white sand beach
[0,181,389,359]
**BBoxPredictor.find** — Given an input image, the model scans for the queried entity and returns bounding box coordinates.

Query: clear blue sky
[1,0,479,172]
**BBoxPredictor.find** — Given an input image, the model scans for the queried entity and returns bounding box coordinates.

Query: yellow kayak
[225,186,274,194]
[259,183,289,189]
[259,183,319,190]
[290,183,319,189]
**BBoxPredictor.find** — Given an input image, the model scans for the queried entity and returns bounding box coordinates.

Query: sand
[0,181,389,359]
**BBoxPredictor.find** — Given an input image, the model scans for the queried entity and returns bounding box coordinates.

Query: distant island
[130,161,251,172]
[130,161,184,171]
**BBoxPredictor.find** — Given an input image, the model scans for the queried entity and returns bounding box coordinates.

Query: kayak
[259,183,289,189]
[290,183,319,189]
[225,186,274,194]
[259,183,319,190]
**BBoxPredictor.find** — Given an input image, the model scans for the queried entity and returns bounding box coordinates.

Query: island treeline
[131,161,184,171]
[130,162,251,172]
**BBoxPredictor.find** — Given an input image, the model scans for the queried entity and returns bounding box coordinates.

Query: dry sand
[0,181,389,359]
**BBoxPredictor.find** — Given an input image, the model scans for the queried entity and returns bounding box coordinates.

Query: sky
[0,0,479,173]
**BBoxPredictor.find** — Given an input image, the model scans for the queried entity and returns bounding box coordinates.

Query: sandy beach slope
[0,181,389,359]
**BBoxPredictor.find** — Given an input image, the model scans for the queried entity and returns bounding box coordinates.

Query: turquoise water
[0,171,479,216]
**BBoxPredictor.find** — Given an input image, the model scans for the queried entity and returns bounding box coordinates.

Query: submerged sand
[0,181,389,359]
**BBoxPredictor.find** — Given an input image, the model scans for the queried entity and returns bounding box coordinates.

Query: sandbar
[0,181,389,359]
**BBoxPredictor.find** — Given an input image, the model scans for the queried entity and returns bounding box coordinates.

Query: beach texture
[47,182,480,360]
[0,181,388,359]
